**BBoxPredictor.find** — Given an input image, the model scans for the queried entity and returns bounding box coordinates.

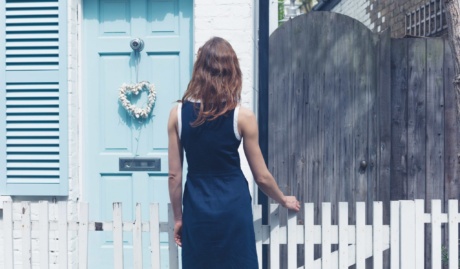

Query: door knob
[130,38,144,52]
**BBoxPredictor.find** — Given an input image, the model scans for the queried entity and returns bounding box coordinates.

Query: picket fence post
[150,203,161,269]
[390,200,400,269]
[78,202,89,269]
[448,200,459,269]
[338,202,348,269]
[39,201,49,269]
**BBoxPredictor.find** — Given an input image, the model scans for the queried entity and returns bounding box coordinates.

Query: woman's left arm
[168,106,184,223]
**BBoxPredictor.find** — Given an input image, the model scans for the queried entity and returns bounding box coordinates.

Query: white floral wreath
[119,81,157,119]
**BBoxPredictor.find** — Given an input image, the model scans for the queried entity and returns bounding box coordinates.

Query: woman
[168,37,300,269]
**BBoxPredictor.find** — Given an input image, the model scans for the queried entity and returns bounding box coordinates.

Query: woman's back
[180,101,241,174]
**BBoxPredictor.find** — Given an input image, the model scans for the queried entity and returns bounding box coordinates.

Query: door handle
[130,38,144,52]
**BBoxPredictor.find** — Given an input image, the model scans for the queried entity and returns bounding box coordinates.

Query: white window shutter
[0,0,68,196]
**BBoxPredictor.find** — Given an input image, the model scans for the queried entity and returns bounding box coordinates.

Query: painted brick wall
[0,0,257,268]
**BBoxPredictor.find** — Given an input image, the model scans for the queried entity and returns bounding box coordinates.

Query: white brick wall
[331,0,375,30]
[0,0,257,267]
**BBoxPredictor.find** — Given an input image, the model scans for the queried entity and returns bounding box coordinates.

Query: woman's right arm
[168,105,184,246]
[168,105,184,222]
[239,107,300,212]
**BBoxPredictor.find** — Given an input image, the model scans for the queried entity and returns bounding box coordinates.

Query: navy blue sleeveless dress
[179,102,258,269]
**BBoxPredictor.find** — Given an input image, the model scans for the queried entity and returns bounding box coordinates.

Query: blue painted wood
[83,0,192,267]
[0,0,68,196]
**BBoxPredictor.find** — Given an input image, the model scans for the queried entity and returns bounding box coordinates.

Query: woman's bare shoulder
[169,103,180,117]
[238,106,255,122]
[238,106,257,137]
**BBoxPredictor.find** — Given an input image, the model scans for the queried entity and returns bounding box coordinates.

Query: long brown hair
[182,37,242,126]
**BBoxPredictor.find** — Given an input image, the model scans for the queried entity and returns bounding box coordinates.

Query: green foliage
[442,245,449,265]
[442,245,460,268]
[278,1,285,26]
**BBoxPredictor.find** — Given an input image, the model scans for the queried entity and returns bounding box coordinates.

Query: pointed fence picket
[0,200,459,268]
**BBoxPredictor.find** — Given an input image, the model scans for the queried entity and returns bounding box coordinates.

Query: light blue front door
[82,0,192,267]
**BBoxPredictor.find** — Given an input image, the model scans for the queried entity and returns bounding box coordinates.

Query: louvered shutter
[0,0,68,196]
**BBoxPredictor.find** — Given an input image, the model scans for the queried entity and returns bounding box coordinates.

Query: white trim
[177,103,182,138]
[234,106,241,140]
[77,0,84,201]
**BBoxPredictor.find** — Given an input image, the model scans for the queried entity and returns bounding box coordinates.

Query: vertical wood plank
[355,202,366,269]
[301,13,316,209]
[78,202,89,269]
[338,202,348,269]
[366,26,379,236]
[414,200,425,269]
[321,203,332,269]
[270,204,280,269]
[443,40,459,269]
[373,201,383,269]
[22,202,32,269]
[310,14,324,259]
[443,35,459,203]
[390,201,400,269]
[290,11,306,224]
[39,201,49,269]
[353,18,369,210]
[378,29,392,269]
[391,39,409,201]
[428,38,446,201]
[424,39,447,262]
[377,30,392,222]
[309,13,325,261]
[133,203,143,269]
[58,201,68,269]
[168,204,179,269]
[400,201,415,269]
[321,12,337,220]
[427,39,446,268]
[290,16,309,265]
[336,12,355,216]
[304,203,314,267]
[448,200,459,269]
[113,202,124,269]
[426,38,445,202]
[267,13,291,202]
[3,201,13,269]
[431,200,442,269]
[287,209,297,269]
[150,204,160,269]
[406,38,427,201]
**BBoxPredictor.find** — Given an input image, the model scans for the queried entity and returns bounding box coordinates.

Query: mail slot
[119,158,161,171]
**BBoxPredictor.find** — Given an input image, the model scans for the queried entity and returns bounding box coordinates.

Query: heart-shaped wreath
[119,81,157,119]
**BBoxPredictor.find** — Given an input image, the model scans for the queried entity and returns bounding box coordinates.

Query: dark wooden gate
[268,11,459,268]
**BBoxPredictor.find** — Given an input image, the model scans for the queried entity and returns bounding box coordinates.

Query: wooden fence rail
[1,200,459,268]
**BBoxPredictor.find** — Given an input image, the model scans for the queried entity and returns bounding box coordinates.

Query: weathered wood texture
[268,12,458,269]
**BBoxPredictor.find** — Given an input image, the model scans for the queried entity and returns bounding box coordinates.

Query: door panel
[83,0,192,267]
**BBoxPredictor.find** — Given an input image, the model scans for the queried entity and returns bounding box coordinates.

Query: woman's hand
[174,220,183,247]
[282,196,301,212]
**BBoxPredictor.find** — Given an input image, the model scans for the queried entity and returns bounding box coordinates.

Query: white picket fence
[0,200,459,268]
